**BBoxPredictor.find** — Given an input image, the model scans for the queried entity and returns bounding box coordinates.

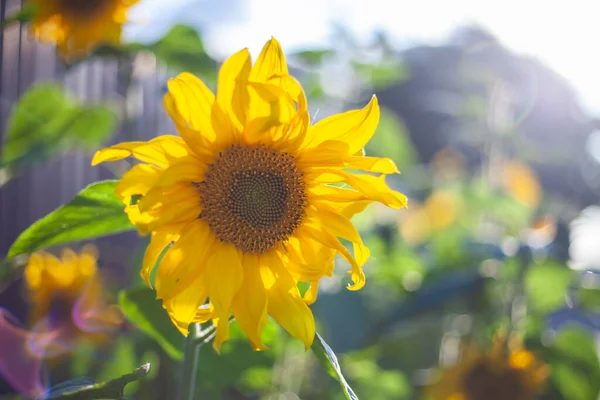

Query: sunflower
[92,37,407,352]
[427,335,549,400]
[0,245,122,397]
[23,245,123,357]
[27,0,140,59]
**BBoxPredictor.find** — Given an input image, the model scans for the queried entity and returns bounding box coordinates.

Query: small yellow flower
[27,0,140,59]
[427,335,549,400]
[399,191,460,245]
[23,245,123,357]
[92,37,407,352]
[502,161,542,210]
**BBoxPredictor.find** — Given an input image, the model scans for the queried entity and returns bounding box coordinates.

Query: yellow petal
[92,136,187,167]
[155,220,214,300]
[265,74,307,113]
[141,224,183,288]
[217,48,251,132]
[244,82,296,144]
[299,223,364,290]
[135,183,202,231]
[303,96,380,154]
[114,164,161,201]
[303,281,319,305]
[284,236,335,282]
[154,155,207,187]
[313,170,407,210]
[192,303,215,324]
[250,37,288,82]
[163,92,215,159]
[166,73,217,140]
[260,251,315,349]
[205,242,243,315]
[309,204,370,287]
[163,273,208,336]
[296,140,349,168]
[343,156,399,174]
[231,254,268,351]
[205,242,244,352]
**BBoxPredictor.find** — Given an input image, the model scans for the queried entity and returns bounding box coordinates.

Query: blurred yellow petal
[502,161,541,209]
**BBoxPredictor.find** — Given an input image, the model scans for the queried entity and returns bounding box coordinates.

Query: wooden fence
[0,0,177,256]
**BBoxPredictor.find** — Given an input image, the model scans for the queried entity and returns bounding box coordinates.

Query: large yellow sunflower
[27,0,140,59]
[426,335,549,400]
[92,37,407,352]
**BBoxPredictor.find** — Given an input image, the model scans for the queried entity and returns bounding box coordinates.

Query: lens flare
[0,308,47,398]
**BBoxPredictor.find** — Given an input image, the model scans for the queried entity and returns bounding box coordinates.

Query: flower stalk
[177,323,204,400]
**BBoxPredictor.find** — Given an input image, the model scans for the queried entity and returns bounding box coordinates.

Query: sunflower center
[198,145,306,254]
[463,361,528,400]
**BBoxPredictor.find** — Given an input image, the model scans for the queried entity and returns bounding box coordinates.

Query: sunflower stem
[177,323,203,400]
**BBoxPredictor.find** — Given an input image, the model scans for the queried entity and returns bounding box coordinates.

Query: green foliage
[343,352,412,400]
[43,363,150,400]
[524,262,573,314]
[352,59,408,89]
[119,287,185,360]
[1,83,117,172]
[6,180,134,259]
[97,337,140,396]
[550,326,600,400]
[292,49,336,66]
[149,25,217,84]
[365,107,418,170]
[311,333,358,400]
[0,4,36,30]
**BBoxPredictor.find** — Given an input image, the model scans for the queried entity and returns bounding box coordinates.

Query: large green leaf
[1,83,118,172]
[311,333,358,400]
[524,261,574,314]
[6,180,133,259]
[119,286,185,360]
[150,25,217,83]
[550,326,600,400]
[42,363,150,400]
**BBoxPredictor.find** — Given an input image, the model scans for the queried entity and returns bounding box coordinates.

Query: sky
[125,0,600,115]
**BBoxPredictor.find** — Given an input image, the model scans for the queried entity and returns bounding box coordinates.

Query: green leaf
[1,83,118,172]
[311,332,358,400]
[119,286,185,360]
[552,363,594,400]
[292,49,335,66]
[150,25,217,83]
[66,105,119,150]
[524,262,574,314]
[0,5,36,30]
[6,180,133,259]
[2,83,74,169]
[42,363,150,400]
[550,326,600,400]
